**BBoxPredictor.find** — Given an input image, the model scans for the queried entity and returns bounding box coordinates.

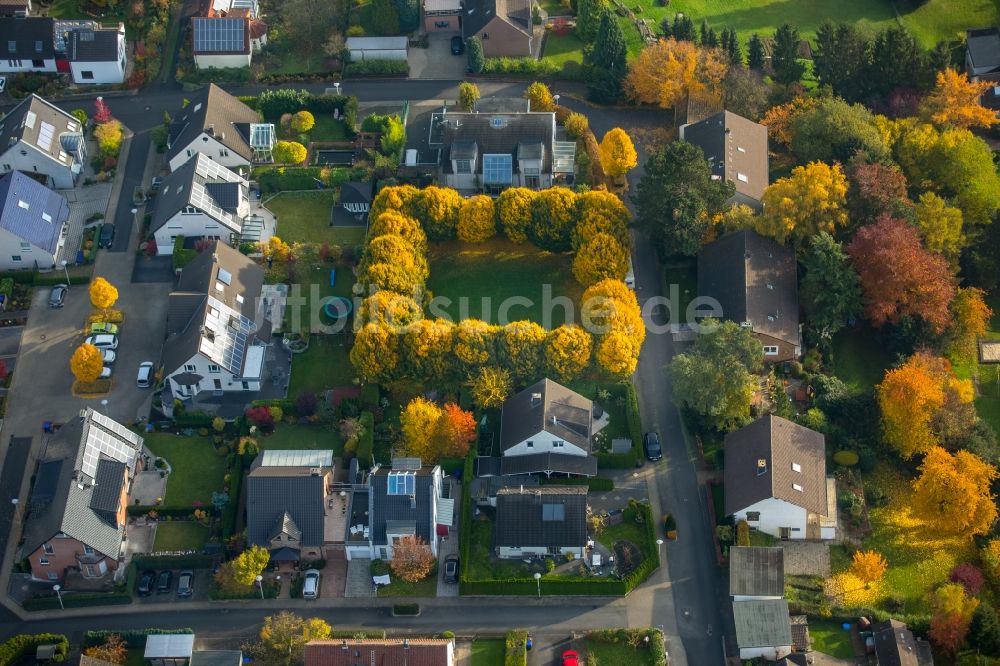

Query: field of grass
[585,641,657,665]
[273,258,357,334]
[899,0,1000,48]
[425,238,580,328]
[267,191,366,246]
[470,639,505,666]
[540,31,586,78]
[808,620,855,659]
[831,326,893,392]
[144,434,227,506]
[259,423,343,453]
[289,335,356,396]
[153,521,210,552]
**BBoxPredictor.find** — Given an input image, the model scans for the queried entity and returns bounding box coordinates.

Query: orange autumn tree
[921,68,997,130]
[850,550,888,588]
[624,38,727,110]
[399,397,476,462]
[389,535,435,582]
[438,403,477,456]
[912,447,998,536]
[946,287,993,363]
[761,96,818,148]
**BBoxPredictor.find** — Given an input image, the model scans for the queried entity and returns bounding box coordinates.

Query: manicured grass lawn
[376,568,438,597]
[144,433,227,506]
[259,423,343,454]
[585,640,657,666]
[308,115,349,142]
[539,0,570,15]
[274,258,356,333]
[470,639,505,666]
[808,620,855,659]
[540,31,586,78]
[288,335,356,396]
[899,0,1000,48]
[466,519,542,579]
[831,325,892,392]
[596,516,653,562]
[153,521,210,552]
[661,260,696,324]
[425,238,580,328]
[267,191,367,246]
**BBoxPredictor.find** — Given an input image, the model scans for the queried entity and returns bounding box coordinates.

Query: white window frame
[763,345,779,355]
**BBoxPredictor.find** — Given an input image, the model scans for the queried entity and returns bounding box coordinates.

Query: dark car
[177,570,194,597]
[98,224,116,249]
[137,570,157,596]
[451,35,464,55]
[643,431,662,462]
[156,570,173,593]
[48,284,67,308]
[443,555,459,583]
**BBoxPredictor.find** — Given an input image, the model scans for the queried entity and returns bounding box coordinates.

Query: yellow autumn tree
[356,292,422,329]
[468,366,513,409]
[89,276,118,312]
[457,195,496,243]
[931,582,981,621]
[757,161,849,246]
[350,323,399,382]
[412,185,463,240]
[581,278,644,337]
[946,287,993,363]
[273,140,307,165]
[596,329,641,378]
[850,550,888,588]
[361,234,428,295]
[368,211,427,253]
[572,232,630,287]
[912,447,998,536]
[369,184,420,220]
[499,320,547,380]
[982,539,1000,582]
[544,325,593,382]
[400,397,444,458]
[261,236,291,262]
[454,319,498,370]
[495,187,537,243]
[524,81,555,111]
[625,38,727,110]
[401,319,454,381]
[573,190,631,248]
[876,352,949,459]
[920,68,997,130]
[71,343,104,383]
[912,192,965,267]
[290,110,315,133]
[598,128,638,181]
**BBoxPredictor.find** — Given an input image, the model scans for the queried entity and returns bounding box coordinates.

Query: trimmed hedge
[23,593,130,611]
[251,90,358,132]
[127,505,208,518]
[596,449,637,469]
[357,411,375,468]
[84,629,193,649]
[459,447,474,581]
[505,629,528,666]
[255,166,369,194]
[250,397,297,416]
[541,477,614,491]
[625,383,642,451]
[7,271,90,286]
[173,411,215,428]
[0,634,68,665]
[221,453,244,541]
[344,59,409,77]
[481,57,559,77]
[131,554,215,569]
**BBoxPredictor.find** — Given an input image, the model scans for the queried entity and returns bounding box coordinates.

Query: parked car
[137,570,156,596]
[85,334,118,350]
[90,322,119,335]
[48,284,67,308]
[101,349,116,364]
[99,365,112,379]
[137,361,154,388]
[177,570,194,597]
[443,555,459,583]
[561,650,580,666]
[643,431,662,462]
[303,569,321,599]
[451,35,464,55]
[98,224,116,249]
[156,570,173,593]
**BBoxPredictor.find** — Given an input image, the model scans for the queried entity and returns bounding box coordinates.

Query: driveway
[408,34,467,80]
[0,327,22,358]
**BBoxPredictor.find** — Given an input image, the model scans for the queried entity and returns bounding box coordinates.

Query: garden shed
[346,37,408,62]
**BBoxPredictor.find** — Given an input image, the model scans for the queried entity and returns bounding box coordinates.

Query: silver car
[48,284,67,308]
[85,334,118,350]
[101,349,116,364]
[137,362,154,388]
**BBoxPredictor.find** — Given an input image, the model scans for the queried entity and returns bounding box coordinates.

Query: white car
[85,334,118,350]
[101,349,116,364]
[137,362,154,388]
[99,366,112,379]
[303,569,320,599]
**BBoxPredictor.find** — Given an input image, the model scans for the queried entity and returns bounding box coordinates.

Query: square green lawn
[305,115,349,143]
[831,326,892,392]
[152,521,210,552]
[267,191,367,246]
[540,32,586,78]
[259,423,343,454]
[470,639,505,666]
[144,433,227,506]
[275,258,356,334]
[808,620,855,659]
[425,238,581,328]
[376,573,438,597]
[584,640,658,666]
[288,335,357,395]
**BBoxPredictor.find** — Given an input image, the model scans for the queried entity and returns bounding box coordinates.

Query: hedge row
[505,629,528,666]
[625,383,642,451]
[84,629,193,649]
[586,629,666,666]
[481,57,560,77]
[126,505,211,518]
[357,411,375,468]
[0,270,90,286]
[344,59,409,77]
[541,476,614,491]
[173,411,215,428]
[0,634,68,665]
[596,449,637,469]
[255,166,369,194]
[172,235,197,271]
[221,452,244,541]
[131,553,215,569]
[23,593,131,611]
[239,90,358,130]
[620,501,660,594]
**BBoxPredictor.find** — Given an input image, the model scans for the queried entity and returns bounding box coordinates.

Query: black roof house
[494,486,587,550]
[0,17,54,61]
[368,458,440,548]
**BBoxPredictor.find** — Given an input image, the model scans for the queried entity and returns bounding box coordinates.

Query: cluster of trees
[70,278,120,385]
[243,611,332,666]
[399,397,476,461]
[214,545,270,594]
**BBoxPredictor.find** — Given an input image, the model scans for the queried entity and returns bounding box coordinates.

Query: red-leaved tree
[950,563,985,596]
[847,215,956,333]
[846,161,912,224]
[245,406,275,432]
[94,97,112,124]
[437,403,477,458]
[929,611,971,657]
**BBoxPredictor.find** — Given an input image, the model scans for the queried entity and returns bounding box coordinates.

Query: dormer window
[490,117,505,129]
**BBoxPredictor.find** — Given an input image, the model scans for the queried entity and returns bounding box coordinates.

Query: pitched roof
[967,28,1000,73]
[872,619,934,666]
[682,110,769,203]
[151,152,248,234]
[167,83,260,164]
[368,461,439,546]
[68,26,122,62]
[0,94,84,167]
[789,615,809,652]
[724,414,827,516]
[499,452,598,477]
[339,181,371,206]
[729,546,784,597]
[462,0,531,36]
[246,466,327,548]
[439,112,554,174]
[698,229,800,347]
[500,378,593,452]
[88,458,127,525]
[495,486,587,549]
[733,599,793,649]
[192,17,249,55]
[0,17,54,60]
[0,171,69,254]
[305,639,453,666]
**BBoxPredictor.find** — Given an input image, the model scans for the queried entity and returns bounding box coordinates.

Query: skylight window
[387,471,415,495]
[792,483,803,492]
[17,200,28,210]
[218,268,232,285]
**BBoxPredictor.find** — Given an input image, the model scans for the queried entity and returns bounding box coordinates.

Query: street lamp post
[53,584,63,610]
[656,539,664,547]
[256,574,264,599]
[60,260,70,286]
[533,572,541,599]
[553,94,560,107]
[333,82,341,96]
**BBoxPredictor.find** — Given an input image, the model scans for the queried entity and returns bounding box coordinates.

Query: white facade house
[192,17,252,70]
[494,486,587,560]
[0,17,57,74]
[0,95,87,190]
[0,170,70,271]
[67,24,127,85]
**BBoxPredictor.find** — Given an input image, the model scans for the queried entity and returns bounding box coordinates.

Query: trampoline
[315,150,356,166]
[323,296,353,321]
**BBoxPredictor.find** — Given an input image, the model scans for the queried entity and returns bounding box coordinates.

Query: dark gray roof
[733,599,793,649]
[339,181,371,206]
[192,17,249,55]
[499,452,598,477]
[729,546,784,597]
[494,486,587,548]
[68,26,121,62]
[29,459,63,506]
[368,464,438,546]
[191,651,243,666]
[724,415,827,516]
[204,181,241,212]
[441,112,554,174]
[683,111,769,204]
[0,171,69,255]
[470,473,538,501]
[474,97,529,113]
[698,229,799,347]
[246,469,326,548]
[500,378,593,452]
[474,456,501,477]
[151,153,246,234]
[89,458,126,526]
[0,17,54,59]
[167,83,260,164]
[0,94,83,167]
[450,141,477,161]
[517,142,543,160]
[967,28,1000,73]
[872,619,934,666]
[462,0,530,36]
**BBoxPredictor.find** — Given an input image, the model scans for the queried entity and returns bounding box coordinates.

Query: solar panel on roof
[202,295,254,374]
[193,17,246,53]
[80,411,142,481]
[37,122,54,152]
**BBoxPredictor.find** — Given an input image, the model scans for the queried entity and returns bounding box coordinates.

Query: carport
[346,37,408,61]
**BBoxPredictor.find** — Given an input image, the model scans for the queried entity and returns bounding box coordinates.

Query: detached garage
[346,36,408,61]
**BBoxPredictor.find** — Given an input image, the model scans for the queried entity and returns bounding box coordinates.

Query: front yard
[540,32,586,79]
[470,639,505,666]
[152,521,210,552]
[144,433,228,506]
[266,191,367,246]
[584,639,658,666]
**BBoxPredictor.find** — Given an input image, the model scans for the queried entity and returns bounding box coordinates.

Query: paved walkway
[436,478,460,598]
[782,542,832,577]
[344,559,374,598]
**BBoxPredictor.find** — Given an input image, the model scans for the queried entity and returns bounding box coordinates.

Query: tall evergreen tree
[771,23,805,84]
[699,20,708,46]
[586,10,627,103]
[927,40,952,82]
[869,25,927,96]
[370,0,400,36]
[671,14,696,42]
[813,21,874,102]
[747,33,764,70]
[722,28,742,65]
[393,0,419,32]
[705,26,718,48]
[576,0,606,41]
[467,36,484,73]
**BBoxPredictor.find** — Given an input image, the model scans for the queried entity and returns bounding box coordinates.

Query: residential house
[166,82,271,173]
[729,546,784,601]
[360,458,449,561]
[494,486,587,559]
[160,240,273,409]
[872,619,934,666]
[0,93,86,189]
[697,229,801,361]
[423,0,461,33]
[0,170,70,271]
[346,36,408,62]
[208,0,259,18]
[966,28,1000,113]
[192,17,251,70]
[246,450,335,564]
[67,23,127,84]
[462,0,532,57]
[20,408,147,582]
[305,639,454,666]
[724,414,837,541]
[0,17,56,73]
[679,110,769,210]
[733,599,794,661]
[0,0,31,18]
[144,635,195,666]
[150,152,274,254]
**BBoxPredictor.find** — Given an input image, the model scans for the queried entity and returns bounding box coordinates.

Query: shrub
[344,59,408,76]
[505,629,528,666]
[356,411,375,467]
[290,110,315,133]
[950,563,985,596]
[564,112,589,139]
[833,450,860,466]
[0,634,69,665]
[736,520,750,546]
